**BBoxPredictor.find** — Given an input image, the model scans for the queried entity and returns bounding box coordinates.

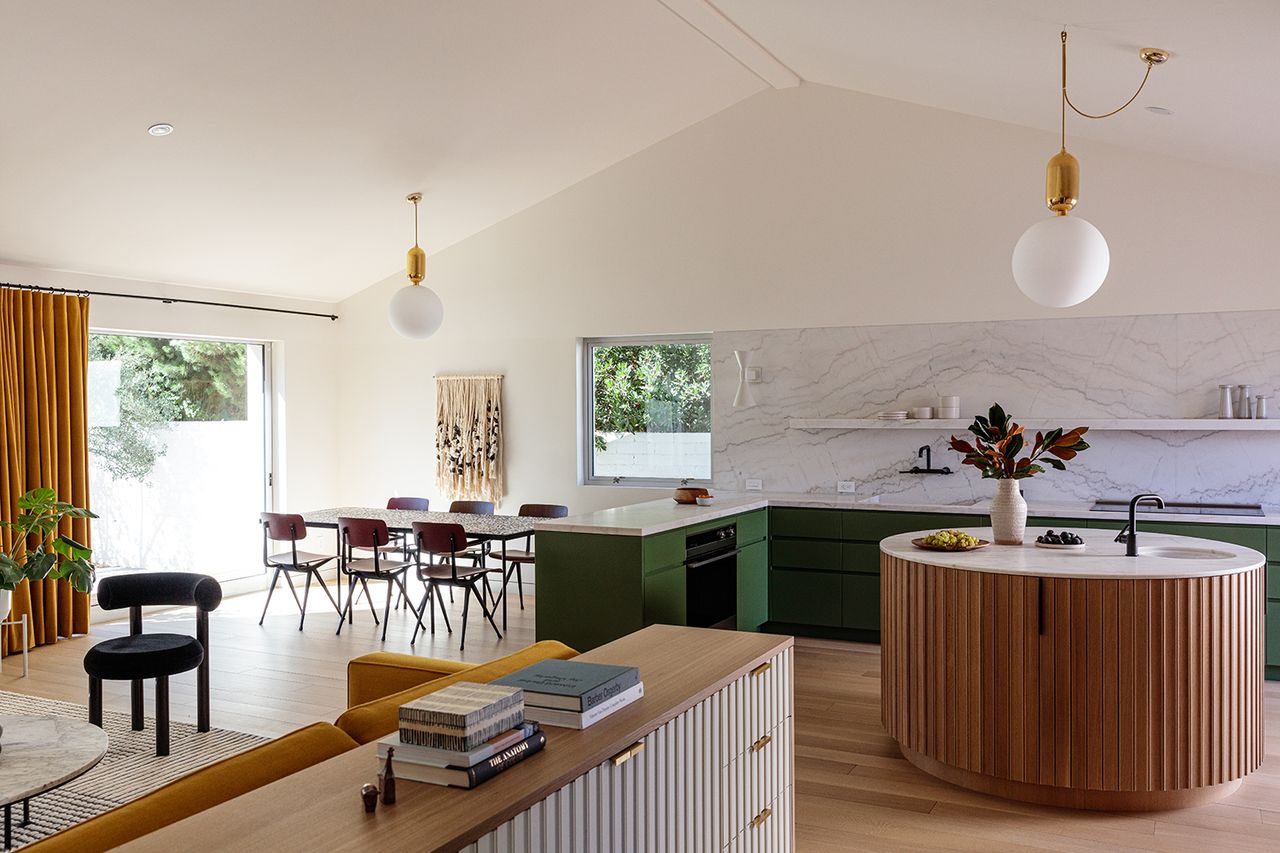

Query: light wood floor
[3,585,1279,851]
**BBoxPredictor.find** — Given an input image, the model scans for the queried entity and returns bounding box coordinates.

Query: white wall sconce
[733,350,762,407]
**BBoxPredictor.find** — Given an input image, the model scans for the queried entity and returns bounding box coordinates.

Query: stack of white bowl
[936,396,960,419]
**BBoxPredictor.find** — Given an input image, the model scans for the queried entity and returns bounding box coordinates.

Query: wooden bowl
[673,487,710,504]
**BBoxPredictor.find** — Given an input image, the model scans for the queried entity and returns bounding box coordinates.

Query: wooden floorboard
[2,587,1278,851]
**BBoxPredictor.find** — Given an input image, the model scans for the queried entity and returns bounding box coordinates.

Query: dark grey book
[493,660,641,712]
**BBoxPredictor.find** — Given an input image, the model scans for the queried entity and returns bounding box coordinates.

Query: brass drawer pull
[750,733,773,753]
[750,807,773,829]
[750,661,772,678]
[611,741,645,766]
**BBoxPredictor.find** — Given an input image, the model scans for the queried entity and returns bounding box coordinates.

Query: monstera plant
[0,488,96,604]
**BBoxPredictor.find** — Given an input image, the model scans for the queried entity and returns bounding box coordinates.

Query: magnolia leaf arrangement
[0,488,96,594]
[949,404,1090,480]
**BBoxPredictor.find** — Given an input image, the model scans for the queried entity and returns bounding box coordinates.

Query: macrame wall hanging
[435,374,504,503]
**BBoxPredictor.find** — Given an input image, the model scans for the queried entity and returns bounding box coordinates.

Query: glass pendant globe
[1011,215,1110,308]
[387,284,444,339]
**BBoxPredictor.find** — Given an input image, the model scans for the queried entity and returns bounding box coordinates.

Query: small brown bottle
[379,746,397,805]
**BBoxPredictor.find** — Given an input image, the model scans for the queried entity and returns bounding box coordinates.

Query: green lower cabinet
[643,563,686,627]
[769,568,842,627]
[841,573,879,631]
[842,541,881,574]
[737,540,768,631]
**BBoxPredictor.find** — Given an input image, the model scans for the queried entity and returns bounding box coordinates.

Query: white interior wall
[0,263,343,530]
[333,83,1280,515]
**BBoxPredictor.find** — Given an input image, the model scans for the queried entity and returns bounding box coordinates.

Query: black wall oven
[685,523,738,630]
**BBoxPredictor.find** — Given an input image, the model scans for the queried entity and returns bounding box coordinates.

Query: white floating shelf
[787,418,1280,432]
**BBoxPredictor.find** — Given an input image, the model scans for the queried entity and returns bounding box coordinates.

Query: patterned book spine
[463,730,547,787]
[398,690,523,730]
[399,709,525,751]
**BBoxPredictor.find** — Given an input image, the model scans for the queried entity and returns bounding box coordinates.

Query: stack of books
[380,682,546,788]
[494,660,643,729]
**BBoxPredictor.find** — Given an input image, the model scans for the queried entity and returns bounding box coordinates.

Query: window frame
[578,332,713,489]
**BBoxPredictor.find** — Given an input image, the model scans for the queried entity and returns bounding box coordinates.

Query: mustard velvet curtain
[0,288,92,655]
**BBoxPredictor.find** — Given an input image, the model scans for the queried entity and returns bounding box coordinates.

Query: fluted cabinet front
[880,554,1265,809]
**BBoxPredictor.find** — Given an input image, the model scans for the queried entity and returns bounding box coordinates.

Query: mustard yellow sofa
[25,640,577,852]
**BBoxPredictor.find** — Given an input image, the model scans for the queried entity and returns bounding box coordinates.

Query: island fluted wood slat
[880,554,1264,810]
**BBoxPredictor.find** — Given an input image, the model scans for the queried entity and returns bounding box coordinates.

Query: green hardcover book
[492,660,640,712]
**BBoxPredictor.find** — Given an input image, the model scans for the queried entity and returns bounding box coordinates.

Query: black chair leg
[336,577,355,635]
[460,584,472,651]
[130,679,144,731]
[436,582,453,634]
[477,581,503,640]
[516,564,524,609]
[156,676,170,756]
[88,677,103,727]
[359,578,379,623]
[399,575,426,639]
[258,567,282,625]
[380,578,395,642]
[312,568,341,615]
[282,570,303,613]
[300,571,313,631]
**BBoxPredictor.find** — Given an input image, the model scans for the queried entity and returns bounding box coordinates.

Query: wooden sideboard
[116,625,795,852]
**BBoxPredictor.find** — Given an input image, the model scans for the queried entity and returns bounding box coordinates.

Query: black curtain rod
[1,282,338,321]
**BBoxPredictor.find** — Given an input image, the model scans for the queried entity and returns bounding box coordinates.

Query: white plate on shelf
[1034,541,1086,550]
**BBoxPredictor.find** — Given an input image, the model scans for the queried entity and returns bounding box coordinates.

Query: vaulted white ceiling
[2,1,1274,301]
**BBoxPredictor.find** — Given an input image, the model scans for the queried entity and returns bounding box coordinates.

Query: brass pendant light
[388,192,444,339]
[1012,31,1169,308]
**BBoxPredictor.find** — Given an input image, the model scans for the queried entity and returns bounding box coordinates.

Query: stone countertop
[533,492,1280,537]
[880,528,1264,580]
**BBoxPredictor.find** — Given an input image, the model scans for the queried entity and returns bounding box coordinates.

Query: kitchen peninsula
[880,528,1265,809]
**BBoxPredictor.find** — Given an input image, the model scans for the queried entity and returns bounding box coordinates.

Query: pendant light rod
[1061,30,1169,122]
[0,282,338,320]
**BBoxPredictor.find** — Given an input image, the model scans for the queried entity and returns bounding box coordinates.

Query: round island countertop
[880,527,1263,580]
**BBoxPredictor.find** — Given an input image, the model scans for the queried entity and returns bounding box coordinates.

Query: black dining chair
[259,512,340,630]
[84,573,222,756]
[410,522,501,652]
[484,503,567,623]
[336,516,422,642]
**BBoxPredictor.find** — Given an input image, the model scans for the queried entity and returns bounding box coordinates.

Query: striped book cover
[398,683,524,751]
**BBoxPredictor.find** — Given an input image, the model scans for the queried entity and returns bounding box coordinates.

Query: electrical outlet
[745,478,763,491]
[837,480,857,494]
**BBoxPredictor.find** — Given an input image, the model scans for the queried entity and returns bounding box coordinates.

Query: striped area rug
[0,690,268,848]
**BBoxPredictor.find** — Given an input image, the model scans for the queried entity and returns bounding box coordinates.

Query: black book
[492,660,640,712]
[391,729,547,789]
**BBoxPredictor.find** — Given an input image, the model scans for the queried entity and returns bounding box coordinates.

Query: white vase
[990,479,1027,545]
[0,587,10,622]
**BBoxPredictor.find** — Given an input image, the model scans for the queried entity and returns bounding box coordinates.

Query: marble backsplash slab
[711,309,1280,506]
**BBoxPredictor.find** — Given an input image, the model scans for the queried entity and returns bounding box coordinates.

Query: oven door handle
[685,547,742,570]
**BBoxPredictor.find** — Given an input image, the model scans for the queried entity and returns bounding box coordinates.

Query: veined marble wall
[712,310,1280,505]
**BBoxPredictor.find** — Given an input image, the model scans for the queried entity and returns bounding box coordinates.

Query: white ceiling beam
[656,0,802,89]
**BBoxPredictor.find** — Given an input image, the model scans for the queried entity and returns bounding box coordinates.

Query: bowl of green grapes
[912,529,990,552]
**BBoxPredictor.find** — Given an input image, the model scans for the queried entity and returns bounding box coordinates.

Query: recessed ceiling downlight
[147,123,174,136]
[1144,105,1174,115]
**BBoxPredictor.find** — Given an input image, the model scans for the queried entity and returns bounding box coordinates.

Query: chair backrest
[97,572,223,612]
[386,497,429,511]
[413,522,467,557]
[518,503,568,519]
[339,516,390,550]
[449,500,494,515]
[261,512,307,542]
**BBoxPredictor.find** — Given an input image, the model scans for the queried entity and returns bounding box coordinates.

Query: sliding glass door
[87,333,272,584]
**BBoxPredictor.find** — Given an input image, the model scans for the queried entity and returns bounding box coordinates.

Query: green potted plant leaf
[0,487,97,621]
[948,404,1090,544]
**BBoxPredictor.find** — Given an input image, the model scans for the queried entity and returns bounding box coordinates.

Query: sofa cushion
[335,640,578,744]
[346,651,474,708]
[22,722,358,853]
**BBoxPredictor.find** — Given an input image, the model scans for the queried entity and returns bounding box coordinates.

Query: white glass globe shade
[1012,215,1110,308]
[388,284,444,339]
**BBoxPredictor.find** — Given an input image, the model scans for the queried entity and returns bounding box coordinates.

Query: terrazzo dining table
[299,507,538,629]
[0,715,109,849]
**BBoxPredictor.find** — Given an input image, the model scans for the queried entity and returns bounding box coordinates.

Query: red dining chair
[410,522,501,651]
[448,500,495,574]
[485,504,567,623]
[336,516,422,642]
[259,512,340,630]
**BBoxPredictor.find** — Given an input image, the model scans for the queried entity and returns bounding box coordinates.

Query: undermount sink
[1136,545,1234,560]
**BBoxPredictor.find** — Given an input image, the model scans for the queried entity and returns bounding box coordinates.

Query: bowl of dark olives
[1034,530,1085,550]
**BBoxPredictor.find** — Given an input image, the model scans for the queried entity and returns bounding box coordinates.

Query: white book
[523,682,644,729]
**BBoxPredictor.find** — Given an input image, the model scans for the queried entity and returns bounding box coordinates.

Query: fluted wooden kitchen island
[880,528,1265,810]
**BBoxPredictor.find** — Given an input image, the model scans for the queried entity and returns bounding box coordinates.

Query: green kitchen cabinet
[771,507,842,539]
[770,537,842,572]
[643,563,686,627]
[769,568,842,627]
[842,542,881,574]
[737,539,768,632]
[1267,602,1280,671]
[841,510,973,543]
[841,573,880,631]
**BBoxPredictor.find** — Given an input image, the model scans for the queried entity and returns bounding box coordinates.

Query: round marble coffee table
[0,715,108,849]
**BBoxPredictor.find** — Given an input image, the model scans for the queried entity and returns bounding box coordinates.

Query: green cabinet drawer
[769,568,842,627]
[841,541,881,575]
[735,509,768,546]
[1028,516,1090,530]
[737,539,768,632]
[841,510,974,543]
[1270,563,1280,600]
[1142,522,1265,553]
[770,507,842,539]
[1268,528,1280,563]
[771,538,842,571]
[1268,603,1280,667]
[641,529,684,574]
[643,563,686,626]
[842,573,880,631]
